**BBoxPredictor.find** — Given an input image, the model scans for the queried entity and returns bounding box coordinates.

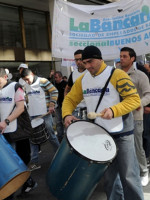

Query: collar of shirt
[94,61,107,77]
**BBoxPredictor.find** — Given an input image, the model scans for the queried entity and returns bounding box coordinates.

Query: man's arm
[40,78,58,114]
[110,69,141,118]
[0,100,24,133]
[6,101,24,123]
[138,70,150,107]
[62,75,84,127]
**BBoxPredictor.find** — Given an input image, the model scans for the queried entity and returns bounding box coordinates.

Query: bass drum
[47,120,117,200]
[0,135,30,199]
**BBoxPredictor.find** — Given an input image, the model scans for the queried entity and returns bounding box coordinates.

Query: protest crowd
[0,1,150,200]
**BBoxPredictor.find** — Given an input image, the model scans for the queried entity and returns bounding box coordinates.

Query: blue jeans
[30,114,60,164]
[30,143,39,164]
[44,114,60,151]
[103,133,144,200]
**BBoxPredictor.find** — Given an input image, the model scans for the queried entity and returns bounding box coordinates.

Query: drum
[47,120,117,200]
[0,134,30,199]
[30,122,49,145]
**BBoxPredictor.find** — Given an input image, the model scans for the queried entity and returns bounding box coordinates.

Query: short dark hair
[55,71,63,77]
[74,49,83,56]
[20,68,32,78]
[0,68,6,77]
[120,47,136,62]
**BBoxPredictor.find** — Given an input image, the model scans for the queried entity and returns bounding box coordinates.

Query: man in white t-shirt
[64,49,87,119]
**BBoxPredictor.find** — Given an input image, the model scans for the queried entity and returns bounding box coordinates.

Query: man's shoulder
[135,69,150,85]
[112,68,128,77]
[136,68,148,76]
[39,78,50,88]
[62,80,68,86]
[39,77,49,84]
[110,68,132,85]
[130,68,149,80]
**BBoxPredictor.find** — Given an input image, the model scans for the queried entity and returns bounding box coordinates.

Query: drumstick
[87,112,103,119]
[32,112,49,120]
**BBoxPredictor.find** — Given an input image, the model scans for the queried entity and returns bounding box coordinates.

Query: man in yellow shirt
[62,46,144,200]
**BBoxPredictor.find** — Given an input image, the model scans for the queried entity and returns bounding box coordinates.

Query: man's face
[19,68,24,74]
[23,74,34,85]
[82,58,101,75]
[0,75,7,89]
[55,74,62,84]
[74,54,85,70]
[120,51,135,69]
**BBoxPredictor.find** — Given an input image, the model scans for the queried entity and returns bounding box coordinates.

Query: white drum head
[67,121,117,163]
[31,118,44,128]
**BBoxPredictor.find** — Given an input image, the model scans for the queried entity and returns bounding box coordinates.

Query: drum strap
[95,67,115,113]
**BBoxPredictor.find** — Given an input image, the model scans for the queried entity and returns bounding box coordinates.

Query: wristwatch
[5,119,10,126]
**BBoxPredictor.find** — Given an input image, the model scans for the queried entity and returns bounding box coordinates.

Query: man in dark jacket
[54,71,67,142]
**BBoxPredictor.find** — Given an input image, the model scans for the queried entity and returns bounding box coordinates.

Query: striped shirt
[39,77,58,110]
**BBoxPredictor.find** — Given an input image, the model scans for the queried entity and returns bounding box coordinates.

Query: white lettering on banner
[52,0,150,60]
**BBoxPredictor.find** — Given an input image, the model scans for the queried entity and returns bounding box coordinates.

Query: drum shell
[30,122,49,145]
[47,137,109,200]
[0,135,30,199]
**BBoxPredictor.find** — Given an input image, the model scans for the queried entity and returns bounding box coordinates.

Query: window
[0,5,22,47]
[23,9,49,50]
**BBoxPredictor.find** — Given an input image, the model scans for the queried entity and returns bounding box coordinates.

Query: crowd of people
[0,45,150,200]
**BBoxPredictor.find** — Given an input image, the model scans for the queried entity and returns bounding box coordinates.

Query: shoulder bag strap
[95,67,115,113]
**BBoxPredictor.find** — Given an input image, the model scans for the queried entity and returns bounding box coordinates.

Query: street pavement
[14,140,150,200]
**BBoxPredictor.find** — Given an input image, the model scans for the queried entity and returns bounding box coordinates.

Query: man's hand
[101,108,113,119]
[50,70,55,77]
[64,115,79,128]
[0,121,7,134]
[136,106,141,111]
[64,85,71,97]
[144,106,150,114]
[49,105,55,114]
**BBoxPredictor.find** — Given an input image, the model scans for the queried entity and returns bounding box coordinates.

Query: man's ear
[131,57,135,63]
[4,74,8,80]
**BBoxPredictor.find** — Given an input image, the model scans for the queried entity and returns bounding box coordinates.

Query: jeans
[30,114,60,164]
[103,133,144,200]
[134,120,148,176]
[55,106,65,142]
[143,113,150,158]
[30,143,39,164]
[44,114,60,150]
